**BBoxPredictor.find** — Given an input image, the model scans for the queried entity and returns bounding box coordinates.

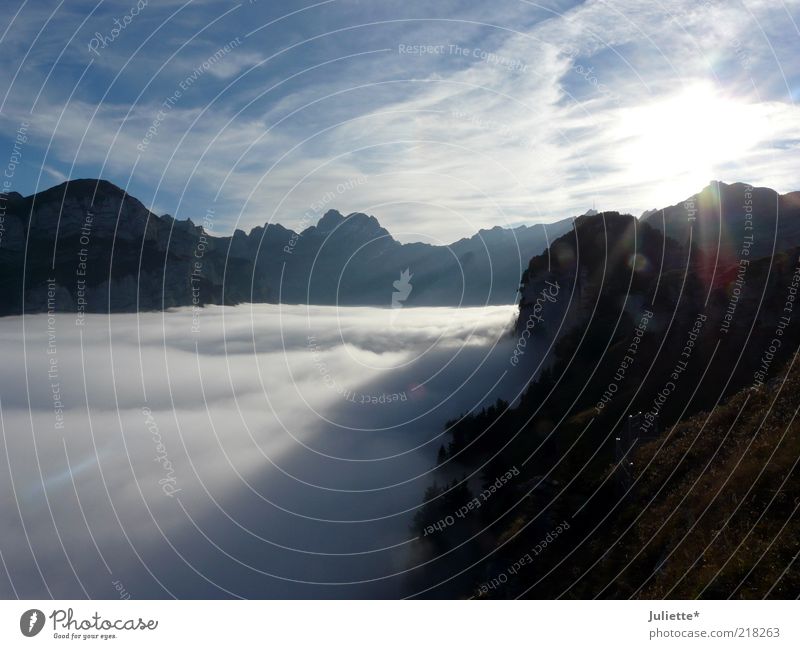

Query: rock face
[516,211,683,337]
[0,179,573,315]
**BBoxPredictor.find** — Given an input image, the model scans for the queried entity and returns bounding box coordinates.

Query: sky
[0,0,799,243]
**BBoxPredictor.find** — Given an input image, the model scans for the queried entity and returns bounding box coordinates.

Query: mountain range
[0,179,571,315]
[1,179,799,316]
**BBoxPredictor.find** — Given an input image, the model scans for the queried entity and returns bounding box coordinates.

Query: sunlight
[617,83,768,203]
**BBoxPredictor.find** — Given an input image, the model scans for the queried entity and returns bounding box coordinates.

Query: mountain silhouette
[641,180,800,262]
[2,178,798,316]
[0,179,572,315]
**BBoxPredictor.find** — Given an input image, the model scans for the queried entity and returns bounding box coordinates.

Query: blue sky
[1,0,799,242]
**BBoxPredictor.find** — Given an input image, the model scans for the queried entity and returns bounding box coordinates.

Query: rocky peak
[315,209,346,233]
[305,209,392,241]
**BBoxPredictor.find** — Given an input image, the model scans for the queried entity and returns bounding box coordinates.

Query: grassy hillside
[600,357,800,598]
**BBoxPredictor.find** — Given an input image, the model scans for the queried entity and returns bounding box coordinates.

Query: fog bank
[0,304,527,598]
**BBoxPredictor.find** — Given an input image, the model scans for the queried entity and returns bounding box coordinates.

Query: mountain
[3,178,798,318]
[0,179,573,315]
[410,200,800,598]
[642,180,800,261]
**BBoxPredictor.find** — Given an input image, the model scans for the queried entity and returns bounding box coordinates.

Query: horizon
[4,175,789,244]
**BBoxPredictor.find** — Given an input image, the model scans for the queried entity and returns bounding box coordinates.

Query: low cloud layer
[0,304,526,598]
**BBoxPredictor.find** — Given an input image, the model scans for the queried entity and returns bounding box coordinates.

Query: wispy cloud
[0,0,798,241]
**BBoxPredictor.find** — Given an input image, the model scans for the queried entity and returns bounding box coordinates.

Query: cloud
[42,164,68,184]
[0,0,798,242]
[0,304,524,598]
[205,52,265,80]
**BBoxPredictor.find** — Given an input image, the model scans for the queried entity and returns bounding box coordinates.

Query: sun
[617,83,767,202]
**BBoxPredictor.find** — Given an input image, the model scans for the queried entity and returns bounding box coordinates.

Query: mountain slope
[599,358,800,598]
[642,180,800,261]
[409,205,800,599]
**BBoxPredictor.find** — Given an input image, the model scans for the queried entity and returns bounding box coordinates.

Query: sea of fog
[0,304,531,598]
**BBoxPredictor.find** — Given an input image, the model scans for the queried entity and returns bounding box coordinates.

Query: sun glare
[618,83,768,203]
